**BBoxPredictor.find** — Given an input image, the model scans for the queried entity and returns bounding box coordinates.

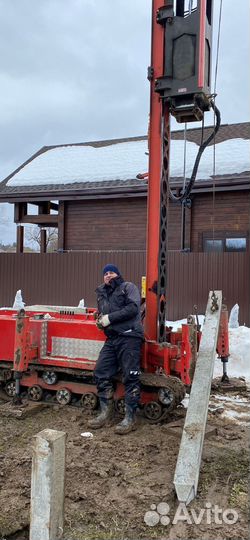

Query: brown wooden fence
[0,251,249,325]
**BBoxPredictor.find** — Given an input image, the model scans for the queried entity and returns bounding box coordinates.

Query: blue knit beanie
[103,264,120,276]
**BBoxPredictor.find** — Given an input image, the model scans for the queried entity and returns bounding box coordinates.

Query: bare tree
[25,226,58,252]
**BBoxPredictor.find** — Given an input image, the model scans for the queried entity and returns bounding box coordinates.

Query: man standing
[88,264,143,435]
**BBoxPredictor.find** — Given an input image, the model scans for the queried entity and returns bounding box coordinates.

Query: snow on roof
[6,138,250,187]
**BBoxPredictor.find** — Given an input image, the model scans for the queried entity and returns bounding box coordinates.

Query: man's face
[103,271,118,285]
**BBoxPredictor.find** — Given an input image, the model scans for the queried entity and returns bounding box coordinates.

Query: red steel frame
[144,0,165,342]
[145,0,209,343]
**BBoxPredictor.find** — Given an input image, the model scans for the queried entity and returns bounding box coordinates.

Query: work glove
[96,318,103,330]
[98,314,111,327]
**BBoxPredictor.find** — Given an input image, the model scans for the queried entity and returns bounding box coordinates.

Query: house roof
[0,122,249,202]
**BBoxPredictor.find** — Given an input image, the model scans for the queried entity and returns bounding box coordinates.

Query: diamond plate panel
[51,337,105,361]
[40,322,48,358]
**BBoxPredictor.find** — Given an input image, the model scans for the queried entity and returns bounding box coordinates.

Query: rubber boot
[115,405,137,435]
[88,398,113,429]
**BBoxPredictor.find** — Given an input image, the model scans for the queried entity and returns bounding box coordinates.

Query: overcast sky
[0,0,249,243]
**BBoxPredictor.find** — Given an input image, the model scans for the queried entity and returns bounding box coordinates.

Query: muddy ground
[0,386,249,540]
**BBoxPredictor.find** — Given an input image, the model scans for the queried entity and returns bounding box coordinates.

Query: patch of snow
[183,392,249,426]
[210,392,250,426]
[181,394,190,409]
[166,315,205,331]
[6,138,250,187]
[222,408,249,426]
[169,316,250,383]
[229,303,239,328]
[170,138,250,180]
[211,394,248,404]
[6,140,148,186]
[213,326,250,382]
[12,290,25,310]
[222,408,249,419]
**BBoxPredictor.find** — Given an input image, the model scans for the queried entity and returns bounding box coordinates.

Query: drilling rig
[0,0,229,427]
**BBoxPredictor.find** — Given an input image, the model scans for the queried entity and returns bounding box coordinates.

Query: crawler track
[1,371,186,424]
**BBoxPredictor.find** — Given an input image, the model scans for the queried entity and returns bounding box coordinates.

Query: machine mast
[145,0,214,344]
[144,0,166,343]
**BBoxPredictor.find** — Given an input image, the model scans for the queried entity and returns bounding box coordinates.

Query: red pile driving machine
[0,0,229,421]
[0,302,229,422]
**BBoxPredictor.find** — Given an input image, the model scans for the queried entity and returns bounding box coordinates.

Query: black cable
[168,100,221,203]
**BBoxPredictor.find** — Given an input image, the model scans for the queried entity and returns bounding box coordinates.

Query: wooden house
[0,122,249,255]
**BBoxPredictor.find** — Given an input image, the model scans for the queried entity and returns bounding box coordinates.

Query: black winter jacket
[96,276,144,339]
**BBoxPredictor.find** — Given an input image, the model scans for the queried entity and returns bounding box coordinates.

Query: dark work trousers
[94,335,142,410]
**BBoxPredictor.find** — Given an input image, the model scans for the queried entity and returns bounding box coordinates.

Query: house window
[204,239,223,252]
[225,238,247,252]
[203,233,248,252]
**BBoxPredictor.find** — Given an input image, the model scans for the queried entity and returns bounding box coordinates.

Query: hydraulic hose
[169,100,221,203]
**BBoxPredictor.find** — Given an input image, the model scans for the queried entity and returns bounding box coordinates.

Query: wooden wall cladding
[191,191,250,251]
[65,198,147,251]
[64,198,187,251]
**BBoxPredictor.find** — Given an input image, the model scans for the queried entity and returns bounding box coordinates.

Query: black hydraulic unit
[155,0,214,123]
